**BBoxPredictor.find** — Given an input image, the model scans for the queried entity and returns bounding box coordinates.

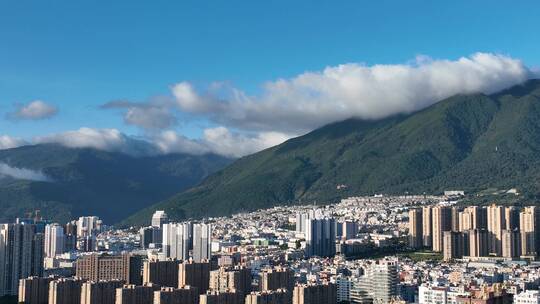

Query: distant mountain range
[123,79,540,226]
[0,144,232,223]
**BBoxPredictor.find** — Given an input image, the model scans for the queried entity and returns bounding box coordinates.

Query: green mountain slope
[124,79,540,226]
[0,144,232,223]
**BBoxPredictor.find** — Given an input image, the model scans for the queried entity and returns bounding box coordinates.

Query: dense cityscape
[1,193,540,303]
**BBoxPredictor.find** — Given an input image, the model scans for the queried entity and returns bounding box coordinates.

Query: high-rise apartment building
[340,221,359,240]
[193,223,212,262]
[487,204,506,256]
[75,253,142,285]
[259,266,294,292]
[200,290,244,304]
[209,266,252,295]
[162,222,192,261]
[520,206,538,257]
[178,260,210,294]
[443,231,467,261]
[76,216,102,237]
[468,229,489,257]
[245,289,290,304]
[305,218,336,258]
[80,280,123,304]
[48,278,84,304]
[432,206,452,252]
[292,282,337,304]
[153,286,200,304]
[502,229,521,259]
[44,224,64,258]
[18,276,52,304]
[142,259,181,288]
[422,206,433,248]
[0,223,44,296]
[152,210,169,228]
[505,206,520,230]
[115,283,160,304]
[370,260,400,304]
[408,209,423,249]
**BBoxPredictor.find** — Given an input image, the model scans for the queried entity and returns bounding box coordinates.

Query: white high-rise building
[151,211,168,228]
[193,223,212,262]
[305,217,336,258]
[44,224,65,258]
[515,290,540,304]
[0,223,44,296]
[162,222,192,261]
[76,216,102,237]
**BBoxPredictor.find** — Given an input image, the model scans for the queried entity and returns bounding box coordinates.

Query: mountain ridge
[123,79,540,226]
[0,144,232,223]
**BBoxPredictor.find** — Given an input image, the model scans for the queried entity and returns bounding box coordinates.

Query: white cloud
[171,53,532,133]
[202,127,290,158]
[34,127,157,156]
[0,135,27,150]
[10,100,58,120]
[0,162,50,182]
[101,100,177,130]
[152,127,290,158]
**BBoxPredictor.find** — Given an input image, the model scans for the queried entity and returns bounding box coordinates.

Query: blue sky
[1,1,539,157]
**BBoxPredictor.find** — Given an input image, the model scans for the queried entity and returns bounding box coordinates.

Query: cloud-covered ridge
[172,53,532,133]
[0,162,51,182]
[0,135,27,150]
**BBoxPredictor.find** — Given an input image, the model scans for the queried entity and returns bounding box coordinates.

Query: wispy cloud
[0,162,51,182]
[8,100,58,120]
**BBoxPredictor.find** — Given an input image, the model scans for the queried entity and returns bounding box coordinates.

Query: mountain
[123,80,540,226]
[0,144,232,224]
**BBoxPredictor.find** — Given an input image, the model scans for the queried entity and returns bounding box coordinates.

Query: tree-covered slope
[0,144,232,223]
[122,79,540,225]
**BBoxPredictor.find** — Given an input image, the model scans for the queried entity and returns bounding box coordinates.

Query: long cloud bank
[0,127,287,158]
[2,53,537,158]
[171,53,532,133]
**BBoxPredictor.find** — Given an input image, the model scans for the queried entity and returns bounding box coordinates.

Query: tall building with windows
[422,206,433,248]
[292,282,337,304]
[18,276,53,304]
[209,266,252,295]
[443,231,467,261]
[76,216,102,237]
[305,217,336,258]
[193,223,212,262]
[75,253,142,285]
[487,204,506,256]
[0,223,44,296]
[115,283,160,304]
[408,209,423,249]
[366,259,400,304]
[259,266,294,292]
[44,223,65,258]
[178,260,210,294]
[502,229,521,259]
[432,206,452,252]
[520,206,538,257]
[152,211,169,228]
[48,278,84,304]
[153,286,200,304]
[143,259,181,288]
[80,280,123,304]
[468,229,488,257]
[162,222,192,261]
